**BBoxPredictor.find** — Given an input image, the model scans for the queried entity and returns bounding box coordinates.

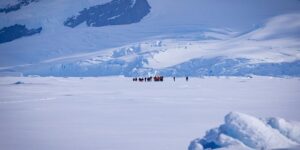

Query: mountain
[0,0,300,76]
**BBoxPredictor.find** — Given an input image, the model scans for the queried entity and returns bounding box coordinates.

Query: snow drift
[189,112,300,150]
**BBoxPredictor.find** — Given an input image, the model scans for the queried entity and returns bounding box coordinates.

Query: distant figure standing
[173,76,176,81]
[186,76,189,81]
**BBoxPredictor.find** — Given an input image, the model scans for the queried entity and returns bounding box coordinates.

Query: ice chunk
[189,112,299,150]
[221,112,296,149]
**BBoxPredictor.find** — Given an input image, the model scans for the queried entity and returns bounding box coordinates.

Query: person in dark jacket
[186,76,189,81]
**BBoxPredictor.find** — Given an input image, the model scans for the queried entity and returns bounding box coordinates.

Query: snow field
[0,76,299,150]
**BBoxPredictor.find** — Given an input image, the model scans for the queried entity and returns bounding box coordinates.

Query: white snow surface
[0,76,300,150]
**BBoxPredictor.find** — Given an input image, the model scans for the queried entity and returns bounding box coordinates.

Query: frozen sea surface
[0,76,299,150]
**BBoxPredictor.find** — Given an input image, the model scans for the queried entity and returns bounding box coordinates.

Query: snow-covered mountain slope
[0,0,300,76]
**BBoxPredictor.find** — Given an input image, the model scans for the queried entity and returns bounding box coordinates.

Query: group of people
[132,76,189,82]
[132,76,164,82]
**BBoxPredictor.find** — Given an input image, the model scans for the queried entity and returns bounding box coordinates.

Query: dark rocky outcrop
[64,0,151,28]
[0,24,42,44]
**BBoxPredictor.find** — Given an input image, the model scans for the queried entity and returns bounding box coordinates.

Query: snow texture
[189,112,300,150]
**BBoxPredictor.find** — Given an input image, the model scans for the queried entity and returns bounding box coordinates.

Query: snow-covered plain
[0,76,299,150]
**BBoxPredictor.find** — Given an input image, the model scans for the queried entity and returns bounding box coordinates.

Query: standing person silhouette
[173,76,176,81]
[186,76,189,81]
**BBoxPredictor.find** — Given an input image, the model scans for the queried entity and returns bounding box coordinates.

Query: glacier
[1,13,300,77]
